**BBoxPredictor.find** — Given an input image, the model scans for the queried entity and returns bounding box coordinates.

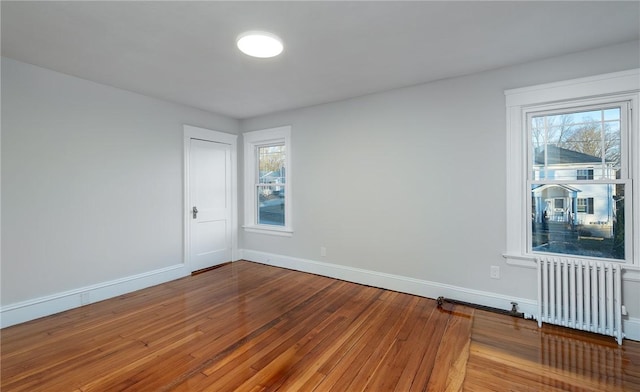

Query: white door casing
[184,125,238,272]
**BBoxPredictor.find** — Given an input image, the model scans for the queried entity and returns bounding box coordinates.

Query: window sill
[243,225,293,237]
[502,253,537,268]
[503,252,640,281]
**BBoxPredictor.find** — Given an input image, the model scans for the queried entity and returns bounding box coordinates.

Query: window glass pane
[258,144,286,184]
[546,124,572,147]
[545,112,574,127]
[562,123,603,163]
[257,185,285,226]
[531,118,545,179]
[531,183,624,260]
[530,107,621,181]
[605,121,621,171]
[603,108,620,121]
[574,110,601,123]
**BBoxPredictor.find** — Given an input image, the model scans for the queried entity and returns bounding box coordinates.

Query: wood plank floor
[464,309,640,391]
[1,261,639,391]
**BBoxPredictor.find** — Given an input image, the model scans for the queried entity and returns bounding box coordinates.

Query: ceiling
[2,1,639,119]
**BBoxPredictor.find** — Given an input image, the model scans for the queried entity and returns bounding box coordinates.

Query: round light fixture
[236,31,283,58]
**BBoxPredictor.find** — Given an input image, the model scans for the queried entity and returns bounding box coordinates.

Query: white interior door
[189,138,232,271]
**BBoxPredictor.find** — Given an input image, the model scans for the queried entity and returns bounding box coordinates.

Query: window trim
[243,125,293,236]
[503,69,639,276]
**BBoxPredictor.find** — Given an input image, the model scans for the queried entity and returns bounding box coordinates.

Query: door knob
[192,206,198,219]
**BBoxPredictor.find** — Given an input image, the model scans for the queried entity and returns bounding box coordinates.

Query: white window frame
[243,125,293,236]
[503,69,639,278]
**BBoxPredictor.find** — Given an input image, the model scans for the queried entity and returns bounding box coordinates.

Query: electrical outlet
[320,246,327,257]
[622,305,628,316]
[490,266,500,279]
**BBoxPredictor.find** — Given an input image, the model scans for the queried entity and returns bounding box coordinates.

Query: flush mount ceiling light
[236,31,283,58]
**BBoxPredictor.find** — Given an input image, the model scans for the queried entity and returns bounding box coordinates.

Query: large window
[504,69,639,270]
[243,126,292,236]
[529,105,628,260]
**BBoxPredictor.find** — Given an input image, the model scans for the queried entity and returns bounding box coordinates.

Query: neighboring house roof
[534,145,601,165]
[532,183,582,194]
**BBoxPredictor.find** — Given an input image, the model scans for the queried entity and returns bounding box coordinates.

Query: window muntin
[527,104,629,261]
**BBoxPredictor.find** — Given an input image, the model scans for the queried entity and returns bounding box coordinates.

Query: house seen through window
[257,144,286,226]
[529,105,626,260]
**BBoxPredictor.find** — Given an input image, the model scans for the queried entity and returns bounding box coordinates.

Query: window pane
[257,185,285,226]
[258,144,286,184]
[530,107,621,181]
[604,121,621,170]
[562,123,603,163]
[603,108,620,121]
[531,183,624,260]
[531,119,545,179]
[575,109,601,123]
[545,112,574,127]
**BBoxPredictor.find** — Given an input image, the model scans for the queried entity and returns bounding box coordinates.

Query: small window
[577,198,594,214]
[243,126,292,236]
[577,169,594,180]
[256,144,286,226]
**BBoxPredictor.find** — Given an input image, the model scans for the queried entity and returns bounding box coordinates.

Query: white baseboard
[0,264,189,328]
[5,252,638,343]
[240,249,640,343]
[623,317,640,342]
[240,249,538,318]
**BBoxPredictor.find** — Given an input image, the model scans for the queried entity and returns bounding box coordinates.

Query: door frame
[183,125,238,271]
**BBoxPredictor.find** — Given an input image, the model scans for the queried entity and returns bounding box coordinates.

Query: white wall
[3,40,639,339]
[1,58,238,311]
[240,41,640,338]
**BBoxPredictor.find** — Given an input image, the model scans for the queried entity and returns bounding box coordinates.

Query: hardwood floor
[1,261,638,391]
[465,309,640,391]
